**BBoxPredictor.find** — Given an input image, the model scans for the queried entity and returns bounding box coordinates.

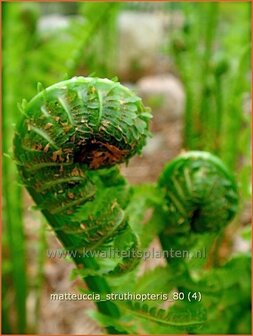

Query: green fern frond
[124,301,207,328]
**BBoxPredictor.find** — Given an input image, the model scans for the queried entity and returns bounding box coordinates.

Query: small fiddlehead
[13,77,151,328]
[158,151,239,234]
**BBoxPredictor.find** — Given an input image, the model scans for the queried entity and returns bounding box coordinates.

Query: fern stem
[199,3,218,148]
[2,3,29,332]
[214,74,223,154]
[28,187,125,335]
[13,77,151,334]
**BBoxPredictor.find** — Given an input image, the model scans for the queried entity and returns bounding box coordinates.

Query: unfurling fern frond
[124,301,207,328]
[14,77,151,275]
[159,151,239,233]
[13,77,151,329]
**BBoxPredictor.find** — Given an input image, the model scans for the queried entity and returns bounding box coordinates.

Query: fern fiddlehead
[158,150,239,270]
[158,151,239,233]
[13,77,151,330]
[155,151,240,334]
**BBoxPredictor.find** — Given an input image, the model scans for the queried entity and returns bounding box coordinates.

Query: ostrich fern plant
[3,2,251,334]
[12,76,250,335]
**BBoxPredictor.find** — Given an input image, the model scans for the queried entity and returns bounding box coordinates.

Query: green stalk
[221,44,251,170]
[23,167,125,335]
[199,3,219,149]
[2,3,30,332]
[170,4,201,150]
[214,73,223,154]
[170,37,193,148]
[42,208,122,334]
[184,85,195,149]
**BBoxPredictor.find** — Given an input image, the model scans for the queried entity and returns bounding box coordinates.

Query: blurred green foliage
[166,2,251,204]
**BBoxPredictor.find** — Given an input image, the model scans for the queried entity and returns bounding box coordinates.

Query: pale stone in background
[137,74,185,122]
[117,11,171,78]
